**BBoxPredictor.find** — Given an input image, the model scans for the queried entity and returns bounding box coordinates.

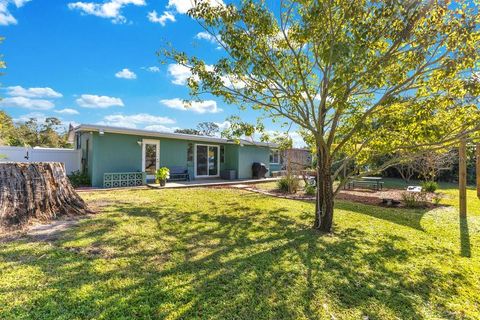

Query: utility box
[220,170,237,180]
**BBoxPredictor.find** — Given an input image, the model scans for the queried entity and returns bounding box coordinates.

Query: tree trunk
[459,139,467,217]
[476,143,480,200]
[0,162,92,227]
[314,152,334,232]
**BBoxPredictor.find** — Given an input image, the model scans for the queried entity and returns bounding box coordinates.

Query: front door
[195,144,219,178]
[142,139,160,181]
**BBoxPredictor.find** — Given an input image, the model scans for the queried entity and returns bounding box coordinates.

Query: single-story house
[69,124,279,187]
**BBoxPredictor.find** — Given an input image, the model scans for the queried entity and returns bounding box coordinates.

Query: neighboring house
[69,124,278,187]
[268,148,312,173]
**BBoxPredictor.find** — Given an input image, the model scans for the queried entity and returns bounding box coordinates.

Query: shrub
[421,181,438,192]
[68,170,90,188]
[401,191,428,208]
[155,167,170,182]
[304,184,316,196]
[432,193,444,206]
[277,176,300,193]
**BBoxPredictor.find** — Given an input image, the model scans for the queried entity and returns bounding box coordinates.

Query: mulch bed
[242,185,441,209]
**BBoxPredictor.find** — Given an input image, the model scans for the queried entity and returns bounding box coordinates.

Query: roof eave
[73,124,277,148]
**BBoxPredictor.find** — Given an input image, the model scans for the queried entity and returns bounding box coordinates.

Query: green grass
[1,181,479,319]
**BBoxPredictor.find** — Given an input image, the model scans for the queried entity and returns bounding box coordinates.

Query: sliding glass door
[195,144,219,177]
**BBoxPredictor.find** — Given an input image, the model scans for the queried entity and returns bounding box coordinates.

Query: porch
[147,177,279,189]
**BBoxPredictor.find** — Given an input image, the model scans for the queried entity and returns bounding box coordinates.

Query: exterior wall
[223,144,239,172]
[269,163,283,172]
[90,132,143,187]
[86,132,260,187]
[237,145,271,179]
[81,131,274,187]
[0,146,81,174]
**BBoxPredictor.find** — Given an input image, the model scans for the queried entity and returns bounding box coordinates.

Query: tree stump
[0,162,92,227]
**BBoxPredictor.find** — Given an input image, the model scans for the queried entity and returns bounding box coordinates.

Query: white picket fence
[0,146,82,174]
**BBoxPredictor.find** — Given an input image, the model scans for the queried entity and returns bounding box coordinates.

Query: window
[220,145,225,163]
[270,149,280,164]
[76,133,81,149]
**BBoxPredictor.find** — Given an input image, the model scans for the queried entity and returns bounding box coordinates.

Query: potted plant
[155,167,170,186]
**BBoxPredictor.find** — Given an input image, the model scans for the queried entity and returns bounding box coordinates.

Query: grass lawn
[1,182,479,319]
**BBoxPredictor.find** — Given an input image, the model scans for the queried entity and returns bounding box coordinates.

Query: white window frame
[270,149,280,164]
[142,139,160,180]
[194,144,220,178]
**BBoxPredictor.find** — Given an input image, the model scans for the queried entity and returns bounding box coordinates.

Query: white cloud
[195,31,224,49]
[147,10,175,26]
[0,96,54,110]
[55,108,79,115]
[76,94,124,108]
[288,131,306,148]
[97,113,176,130]
[167,63,193,85]
[68,0,146,24]
[195,31,216,43]
[221,75,246,89]
[215,120,231,131]
[167,0,224,14]
[144,124,179,132]
[144,66,160,73]
[160,98,222,114]
[104,113,175,125]
[0,0,31,26]
[167,63,244,89]
[146,0,225,27]
[115,68,137,79]
[6,85,63,98]
[13,112,46,123]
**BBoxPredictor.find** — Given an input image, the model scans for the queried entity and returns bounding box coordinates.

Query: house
[268,148,313,174]
[69,124,279,187]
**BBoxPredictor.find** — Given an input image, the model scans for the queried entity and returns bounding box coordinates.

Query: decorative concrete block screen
[103,172,145,188]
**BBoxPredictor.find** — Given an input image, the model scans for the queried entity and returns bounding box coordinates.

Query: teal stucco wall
[237,145,271,179]
[269,163,283,172]
[78,131,274,187]
[91,133,143,187]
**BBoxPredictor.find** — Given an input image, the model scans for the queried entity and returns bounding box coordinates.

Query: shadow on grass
[0,193,469,319]
[335,199,430,231]
[459,215,471,258]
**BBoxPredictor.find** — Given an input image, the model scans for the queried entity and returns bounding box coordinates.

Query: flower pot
[160,180,166,187]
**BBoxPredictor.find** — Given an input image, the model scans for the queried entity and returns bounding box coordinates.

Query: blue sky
[0,0,296,142]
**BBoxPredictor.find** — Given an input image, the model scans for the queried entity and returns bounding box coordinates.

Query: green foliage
[67,170,91,188]
[277,175,300,193]
[0,186,479,319]
[168,0,480,159]
[155,167,170,182]
[0,110,71,147]
[196,121,219,136]
[432,193,444,206]
[304,183,316,196]
[164,0,480,230]
[174,128,201,135]
[221,116,267,143]
[174,121,220,136]
[421,181,439,193]
[0,110,15,145]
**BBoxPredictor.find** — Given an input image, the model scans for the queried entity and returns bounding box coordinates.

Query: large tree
[165,0,480,232]
[0,112,71,148]
[175,121,220,136]
[0,110,15,145]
